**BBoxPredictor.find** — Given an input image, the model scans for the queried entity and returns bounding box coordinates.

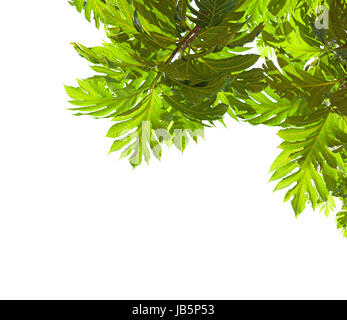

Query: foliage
[66,0,347,237]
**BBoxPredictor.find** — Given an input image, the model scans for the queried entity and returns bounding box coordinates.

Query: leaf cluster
[66,0,347,237]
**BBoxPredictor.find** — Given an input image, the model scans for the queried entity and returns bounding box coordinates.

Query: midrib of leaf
[143,80,159,122]
[200,59,218,72]
[201,56,258,72]
[273,78,340,89]
[162,92,214,117]
[298,114,330,169]
[210,0,217,27]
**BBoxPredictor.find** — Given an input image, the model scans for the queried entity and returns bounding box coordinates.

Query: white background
[0,1,346,300]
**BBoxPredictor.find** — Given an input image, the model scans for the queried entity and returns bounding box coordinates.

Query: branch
[165,25,202,65]
[152,25,202,84]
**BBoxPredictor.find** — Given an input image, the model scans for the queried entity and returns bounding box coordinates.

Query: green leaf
[271,113,346,216]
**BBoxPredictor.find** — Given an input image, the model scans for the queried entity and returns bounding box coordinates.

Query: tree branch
[165,25,202,65]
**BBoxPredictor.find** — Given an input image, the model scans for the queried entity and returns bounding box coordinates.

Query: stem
[165,25,202,65]
[153,25,202,84]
